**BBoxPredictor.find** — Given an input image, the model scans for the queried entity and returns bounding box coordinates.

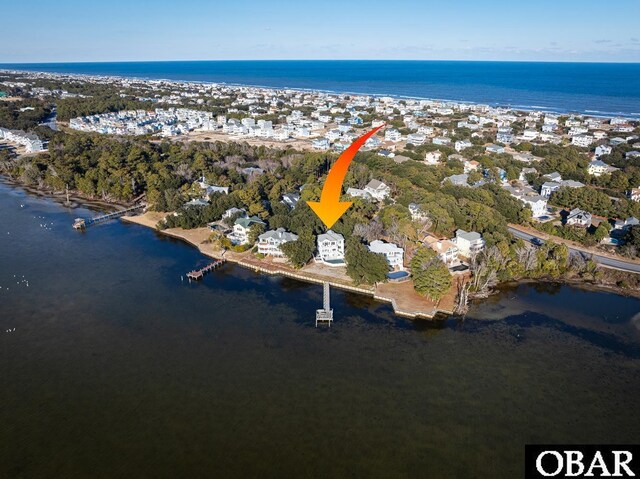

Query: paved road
[508,226,640,274]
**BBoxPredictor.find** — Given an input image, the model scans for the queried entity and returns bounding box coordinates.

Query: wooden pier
[316,282,333,327]
[186,259,226,281]
[73,203,146,230]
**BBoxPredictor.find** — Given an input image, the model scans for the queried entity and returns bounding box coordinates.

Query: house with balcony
[588,159,618,177]
[257,228,298,257]
[364,179,391,201]
[504,185,548,218]
[565,208,592,227]
[452,230,485,257]
[228,216,266,245]
[385,129,402,142]
[317,230,345,266]
[424,235,459,266]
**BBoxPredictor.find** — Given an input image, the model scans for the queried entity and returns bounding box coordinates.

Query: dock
[73,203,146,229]
[316,282,333,327]
[186,259,226,281]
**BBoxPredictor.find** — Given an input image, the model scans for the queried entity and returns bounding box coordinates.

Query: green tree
[410,247,452,301]
[248,223,266,245]
[345,236,389,285]
[280,233,315,268]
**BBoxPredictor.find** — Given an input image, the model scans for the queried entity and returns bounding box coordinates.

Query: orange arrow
[307,124,385,228]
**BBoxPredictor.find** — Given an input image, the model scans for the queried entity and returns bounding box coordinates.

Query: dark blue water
[1,178,639,478]
[2,60,640,118]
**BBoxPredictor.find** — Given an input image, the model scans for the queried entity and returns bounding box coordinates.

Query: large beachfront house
[368,240,404,270]
[257,228,298,257]
[316,230,345,266]
[228,216,265,245]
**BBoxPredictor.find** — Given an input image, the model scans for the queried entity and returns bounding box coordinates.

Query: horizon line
[1,58,640,65]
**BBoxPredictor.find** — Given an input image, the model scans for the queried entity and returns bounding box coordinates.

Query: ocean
[1,178,639,478]
[1,60,640,118]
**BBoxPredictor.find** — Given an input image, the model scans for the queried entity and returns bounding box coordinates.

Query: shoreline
[121,212,457,319]
[3,174,638,317]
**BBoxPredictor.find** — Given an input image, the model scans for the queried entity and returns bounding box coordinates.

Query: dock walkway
[73,203,146,229]
[186,259,226,280]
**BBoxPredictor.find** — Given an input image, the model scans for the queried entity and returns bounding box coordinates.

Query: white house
[595,145,612,157]
[443,173,470,187]
[504,185,548,218]
[454,140,473,152]
[384,129,402,142]
[312,138,330,150]
[368,240,404,270]
[406,133,426,145]
[364,179,391,201]
[630,188,640,202]
[453,230,485,257]
[317,230,345,266]
[346,187,372,200]
[228,216,265,245]
[485,144,505,154]
[541,181,561,198]
[424,150,442,165]
[588,160,618,177]
[565,208,592,227]
[257,228,298,257]
[572,135,594,148]
[205,185,229,196]
[408,203,428,221]
[433,137,451,146]
[222,207,246,220]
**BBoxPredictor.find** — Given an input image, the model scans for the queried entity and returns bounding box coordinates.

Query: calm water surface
[2,61,640,118]
[1,179,639,478]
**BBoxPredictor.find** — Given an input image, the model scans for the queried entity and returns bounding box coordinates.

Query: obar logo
[525,445,638,478]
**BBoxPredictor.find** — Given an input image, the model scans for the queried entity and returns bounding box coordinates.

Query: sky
[1,0,639,63]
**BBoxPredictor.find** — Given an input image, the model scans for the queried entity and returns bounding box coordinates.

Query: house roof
[235,216,265,228]
[318,230,344,243]
[456,229,482,242]
[366,179,388,191]
[259,228,298,242]
[368,240,403,254]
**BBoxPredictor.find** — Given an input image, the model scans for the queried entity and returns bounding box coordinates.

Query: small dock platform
[186,259,226,280]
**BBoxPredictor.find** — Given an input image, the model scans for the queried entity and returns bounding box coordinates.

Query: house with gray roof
[257,228,298,257]
[364,179,391,201]
[565,208,592,227]
[317,230,345,266]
